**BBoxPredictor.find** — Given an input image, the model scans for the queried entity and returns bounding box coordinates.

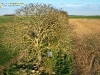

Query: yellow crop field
[70,19,100,75]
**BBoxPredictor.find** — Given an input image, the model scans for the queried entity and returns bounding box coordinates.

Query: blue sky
[0,0,100,15]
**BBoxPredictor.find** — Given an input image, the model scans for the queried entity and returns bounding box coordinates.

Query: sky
[0,0,100,15]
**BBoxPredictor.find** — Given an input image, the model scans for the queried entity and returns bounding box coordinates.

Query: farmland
[0,15,100,75]
[69,18,100,75]
[0,16,14,23]
[0,16,17,66]
[69,15,100,19]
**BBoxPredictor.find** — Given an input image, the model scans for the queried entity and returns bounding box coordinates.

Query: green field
[0,16,16,66]
[69,15,100,19]
[0,16,14,23]
[0,44,17,66]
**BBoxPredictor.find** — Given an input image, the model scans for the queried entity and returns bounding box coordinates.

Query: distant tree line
[3,14,15,16]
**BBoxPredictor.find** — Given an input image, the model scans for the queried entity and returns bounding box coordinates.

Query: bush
[1,3,72,75]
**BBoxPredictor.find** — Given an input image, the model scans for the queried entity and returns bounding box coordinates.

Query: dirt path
[69,19,100,75]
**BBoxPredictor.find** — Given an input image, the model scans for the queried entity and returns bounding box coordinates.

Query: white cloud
[56,3,100,10]
[88,4,100,9]
[56,3,85,8]
[65,4,85,7]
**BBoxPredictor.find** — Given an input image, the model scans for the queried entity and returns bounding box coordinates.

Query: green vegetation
[0,16,14,23]
[0,24,17,66]
[0,44,17,66]
[69,15,100,19]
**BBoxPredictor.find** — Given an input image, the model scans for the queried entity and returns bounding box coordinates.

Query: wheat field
[70,19,100,75]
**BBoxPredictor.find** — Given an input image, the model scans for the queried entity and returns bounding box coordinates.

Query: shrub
[1,3,72,75]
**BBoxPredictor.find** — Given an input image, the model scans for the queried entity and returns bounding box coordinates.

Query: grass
[0,21,17,66]
[0,30,18,66]
[0,44,17,66]
[0,16,14,23]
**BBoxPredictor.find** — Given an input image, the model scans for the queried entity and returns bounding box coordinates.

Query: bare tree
[15,3,69,64]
